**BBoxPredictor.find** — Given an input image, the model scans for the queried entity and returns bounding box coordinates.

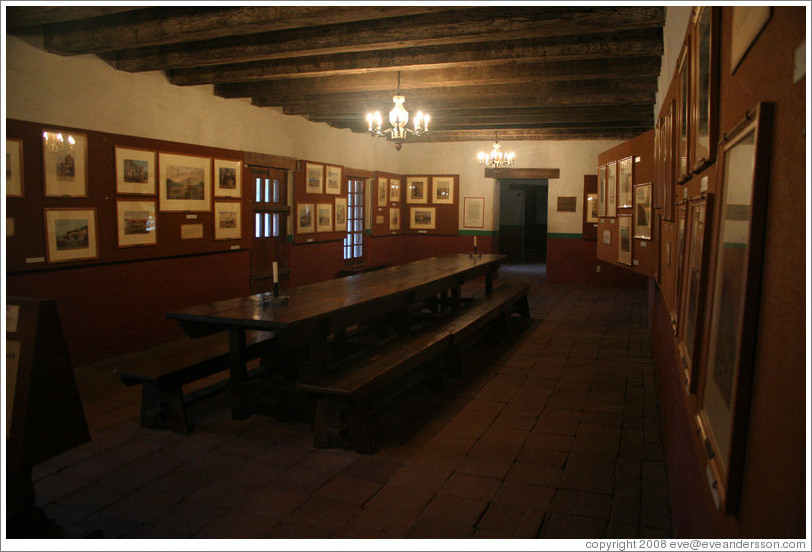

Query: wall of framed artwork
[370,171,401,236]
[292,159,347,244]
[401,174,459,235]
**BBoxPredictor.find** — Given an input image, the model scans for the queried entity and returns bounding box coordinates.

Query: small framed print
[602,229,612,246]
[45,208,98,263]
[597,164,606,217]
[43,130,88,197]
[214,158,242,198]
[115,146,156,195]
[586,193,599,224]
[633,183,653,239]
[334,197,347,232]
[316,203,333,232]
[618,214,632,265]
[296,203,314,234]
[159,152,211,212]
[463,197,484,228]
[406,177,428,204]
[305,162,323,194]
[410,206,435,230]
[377,177,388,207]
[618,157,633,208]
[325,165,342,195]
[389,178,401,203]
[607,161,617,217]
[214,201,242,240]
[432,176,454,204]
[6,138,24,197]
[390,207,401,231]
[117,200,156,247]
[181,223,204,240]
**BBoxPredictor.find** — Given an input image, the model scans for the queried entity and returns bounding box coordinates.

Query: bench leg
[140,383,188,435]
[516,295,531,318]
[348,403,374,455]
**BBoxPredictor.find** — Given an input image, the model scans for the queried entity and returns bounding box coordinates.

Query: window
[344,178,365,261]
[254,175,282,238]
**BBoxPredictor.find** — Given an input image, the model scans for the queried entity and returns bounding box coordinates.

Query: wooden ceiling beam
[110,6,664,72]
[5,6,146,31]
[168,29,663,86]
[39,6,465,55]
[212,57,661,99]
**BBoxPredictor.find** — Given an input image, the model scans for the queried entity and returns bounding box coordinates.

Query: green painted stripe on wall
[459,229,498,236]
[548,233,583,239]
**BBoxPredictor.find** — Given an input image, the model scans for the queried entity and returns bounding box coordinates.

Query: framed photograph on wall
[463,197,484,229]
[214,201,242,240]
[586,193,599,224]
[406,176,428,204]
[42,130,88,197]
[618,157,633,208]
[390,207,401,231]
[44,207,98,263]
[696,103,773,515]
[296,203,314,234]
[618,214,632,265]
[389,178,401,203]
[305,162,323,194]
[181,223,204,240]
[325,165,342,195]
[214,158,241,198]
[432,176,454,204]
[597,164,606,217]
[410,207,435,230]
[116,146,156,195]
[158,152,211,212]
[676,42,691,182]
[116,200,157,247]
[607,161,617,216]
[730,7,771,75]
[6,138,24,197]
[377,177,388,207]
[692,6,720,172]
[334,197,347,232]
[633,183,653,239]
[316,203,333,232]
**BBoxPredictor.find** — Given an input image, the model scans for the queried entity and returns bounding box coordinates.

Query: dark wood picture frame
[695,103,773,514]
[691,6,721,173]
[598,164,606,217]
[676,40,692,184]
[673,204,687,331]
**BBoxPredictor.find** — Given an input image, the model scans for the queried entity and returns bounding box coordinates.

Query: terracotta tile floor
[30,263,672,539]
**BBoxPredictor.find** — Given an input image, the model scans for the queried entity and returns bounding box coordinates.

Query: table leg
[228,328,249,420]
[486,267,495,294]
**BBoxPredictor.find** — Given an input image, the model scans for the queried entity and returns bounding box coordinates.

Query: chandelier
[478,132,515,169]
[366,72,430,151]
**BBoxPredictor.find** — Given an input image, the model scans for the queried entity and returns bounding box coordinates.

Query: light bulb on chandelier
[478,132,515,169]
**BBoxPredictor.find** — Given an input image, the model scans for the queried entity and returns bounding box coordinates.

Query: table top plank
[167,254,504,333]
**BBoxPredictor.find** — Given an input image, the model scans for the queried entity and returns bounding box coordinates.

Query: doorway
[498,179,548,263]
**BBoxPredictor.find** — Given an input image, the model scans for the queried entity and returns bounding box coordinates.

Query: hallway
[29,264,671,540]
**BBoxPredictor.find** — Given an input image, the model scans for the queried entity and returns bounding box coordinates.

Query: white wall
[5,35,624,235]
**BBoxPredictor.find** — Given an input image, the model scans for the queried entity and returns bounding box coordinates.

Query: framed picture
[585,192,599,224]
[214,158,242,198]
[214,201,242,240]
[410,207,435,230]
[325,165,342,195]
[618,214,632,266]
[377,177,388,207]
[116,200,157,247]
[463,197,484,229]
[296,203,314,234]
[44,208,98,263]
[676,42,691,183]
[674,205,687,324]
[432,176,454,204]
[116,146,156,195]
[617,157,632,209]
[305,162,323,194]
[180,223,204,240]
[158,152,211,212]
[406,176,428,204]
[334,197,347,232]
[42,130,88,197]
[663,99,676,221]
[633,183,652,239]
[692,6,720,172]
[602,229,611,246]
[678,196,713,391]
[316,203,333,232]
[389,178,401,203]
[607,161,617,217]
[730,7,771,74]
[6,138,24,197]
[597,165,606,217]
[696,103,773,514]
[389,207,401,231]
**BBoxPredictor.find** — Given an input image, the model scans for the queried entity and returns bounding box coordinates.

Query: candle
[474,235,477,248]
[272,261,279,284]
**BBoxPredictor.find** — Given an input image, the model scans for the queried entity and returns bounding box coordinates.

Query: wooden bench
[298,326,451,454]
[297,283,531,453]
[114,330,275,434]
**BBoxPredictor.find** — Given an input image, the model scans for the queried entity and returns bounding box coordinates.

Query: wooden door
[248,165,288,294]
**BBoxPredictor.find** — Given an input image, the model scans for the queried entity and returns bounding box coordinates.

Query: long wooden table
[166,254,505,419]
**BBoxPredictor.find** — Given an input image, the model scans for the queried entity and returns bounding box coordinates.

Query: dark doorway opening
[498,179,548,263]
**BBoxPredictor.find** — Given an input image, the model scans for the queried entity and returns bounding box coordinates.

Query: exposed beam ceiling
[7,5,665,142]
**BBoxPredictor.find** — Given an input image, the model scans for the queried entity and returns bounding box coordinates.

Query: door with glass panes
[344,177,365,263]
[249,166,288,294]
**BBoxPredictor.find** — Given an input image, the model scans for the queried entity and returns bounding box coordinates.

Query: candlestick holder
[469,245,481,258]
[261,293,289,308]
